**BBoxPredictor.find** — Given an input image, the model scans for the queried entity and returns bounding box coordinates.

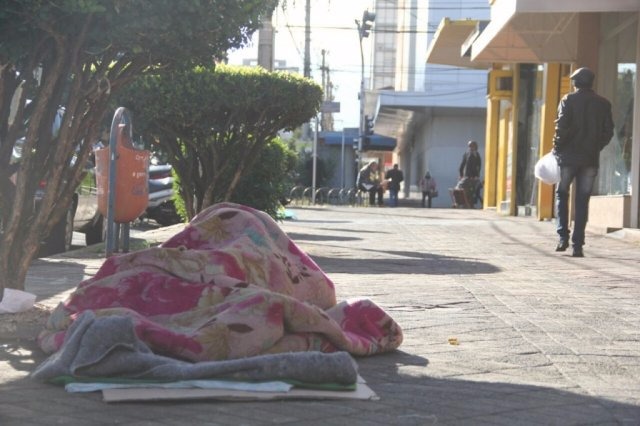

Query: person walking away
[385,164,404,207]
[552,67,614,258]
[357,160,384,206]
[420,171,437,208]
[457,140,482,206]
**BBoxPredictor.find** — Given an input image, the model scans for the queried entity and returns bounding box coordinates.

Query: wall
[409,108,486,208]
[423,1,489,101]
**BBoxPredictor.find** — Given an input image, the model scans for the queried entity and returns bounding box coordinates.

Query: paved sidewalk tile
[1,205,640,425]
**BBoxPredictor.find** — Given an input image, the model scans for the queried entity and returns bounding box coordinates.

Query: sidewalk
[2,205,640,425]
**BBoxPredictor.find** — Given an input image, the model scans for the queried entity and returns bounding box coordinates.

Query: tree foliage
[232,137,298,217]
[116,64,322,219]
[296,152,331,188]
[0,0,277,292]
[173,136,297,219]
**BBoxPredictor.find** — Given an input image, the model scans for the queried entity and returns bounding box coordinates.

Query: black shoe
[555,240,569,252]
[572,247,584,257]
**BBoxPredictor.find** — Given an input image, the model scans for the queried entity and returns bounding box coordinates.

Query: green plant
[117,64,323,220]
[0,0,277,292]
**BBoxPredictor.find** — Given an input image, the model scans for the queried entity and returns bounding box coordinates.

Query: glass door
[599,64,635,195]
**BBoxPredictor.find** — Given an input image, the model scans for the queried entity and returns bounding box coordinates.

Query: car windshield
[10,103,65,164]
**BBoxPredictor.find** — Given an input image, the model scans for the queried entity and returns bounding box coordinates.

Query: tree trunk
[0,223,41,297]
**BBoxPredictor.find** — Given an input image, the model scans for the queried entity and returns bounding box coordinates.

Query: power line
[330,68,488,77]
[376,6,488,11]
[281,24,434,34]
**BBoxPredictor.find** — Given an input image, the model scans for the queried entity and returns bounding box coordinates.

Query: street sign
[321,101,341,113]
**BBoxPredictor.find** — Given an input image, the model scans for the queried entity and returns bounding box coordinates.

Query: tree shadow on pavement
[0,339,47,375]
[287,230,500,275]
[25,258,96,302]
[286,232,362,242]
[311,251,500,275]
[286,229,389,242]
[317,227,390,235]
[291,218,352,223]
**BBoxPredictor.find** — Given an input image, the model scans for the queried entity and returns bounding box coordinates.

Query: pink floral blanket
[38,203,403,362]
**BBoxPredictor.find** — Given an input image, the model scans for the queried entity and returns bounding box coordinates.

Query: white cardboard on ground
[0,288,36,313]
[102,375,378,403]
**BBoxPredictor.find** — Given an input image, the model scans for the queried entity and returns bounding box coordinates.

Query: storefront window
[516,64,543,210]
[598,64,635,195]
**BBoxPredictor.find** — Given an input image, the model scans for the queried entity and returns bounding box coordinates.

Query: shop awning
[426,18,491,69]
[470,0,640,63]
[318,131,396,152]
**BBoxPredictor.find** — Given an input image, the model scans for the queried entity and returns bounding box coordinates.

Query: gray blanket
[31,311,358,385]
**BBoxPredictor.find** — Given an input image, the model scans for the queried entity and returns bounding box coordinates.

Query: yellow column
[483,97,500,208]
[486,66,514,212]
[505,65,519,216]
[537,63,562,220]
[496,105,510,211]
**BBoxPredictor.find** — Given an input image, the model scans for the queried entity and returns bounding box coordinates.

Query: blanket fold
[32,311,358,385]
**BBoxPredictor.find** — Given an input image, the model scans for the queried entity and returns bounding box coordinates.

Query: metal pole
[312,114,318,203]
[341,129,345,188]
[356,19,365,173]
[105,109,122,257]
[304,0,311,78]
[105,107,134,257]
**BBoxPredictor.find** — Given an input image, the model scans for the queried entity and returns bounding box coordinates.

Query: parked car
[6,104,180,256]
[32,143,105,256]
[142,162,181,227]
[41,155,182,255]
[35,175,104,255]
[5,104,104,256]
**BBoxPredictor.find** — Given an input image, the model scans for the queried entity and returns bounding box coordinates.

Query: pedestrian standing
[385,164,404,207]
[552,67,614,257]
[419,171,437,208]
[457,140,482,207]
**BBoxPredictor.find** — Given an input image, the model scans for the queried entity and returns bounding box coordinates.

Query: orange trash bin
[95,123,150,223]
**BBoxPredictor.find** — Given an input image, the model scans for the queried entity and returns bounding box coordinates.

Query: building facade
[427,0,640,231]
[368,0,490,206]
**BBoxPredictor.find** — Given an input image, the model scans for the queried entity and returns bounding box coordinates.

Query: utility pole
[257,10,274,70]
[323,77,335,131]
[302,0,312,140]
[306,0,314,201]
[355,10,376,173]
[321,49,327,94]
[320,49,328,131]
[304,0,311,78]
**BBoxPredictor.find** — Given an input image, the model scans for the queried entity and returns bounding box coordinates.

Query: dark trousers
[555,165,597,247]
[360,184,383,205]
[421,191,432,208]
[389,188,399,207]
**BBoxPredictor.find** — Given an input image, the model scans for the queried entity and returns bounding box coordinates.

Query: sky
[227,0,376,130]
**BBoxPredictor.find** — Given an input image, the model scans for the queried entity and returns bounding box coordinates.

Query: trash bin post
[105,110,120,257]
[96,107,150,257]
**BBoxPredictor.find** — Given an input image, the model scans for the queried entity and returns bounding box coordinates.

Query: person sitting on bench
[357,161,384,206]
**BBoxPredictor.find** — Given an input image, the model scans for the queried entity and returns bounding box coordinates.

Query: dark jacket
[459,151,481,178]
[385,168,404,191]
[553,88,614,167]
